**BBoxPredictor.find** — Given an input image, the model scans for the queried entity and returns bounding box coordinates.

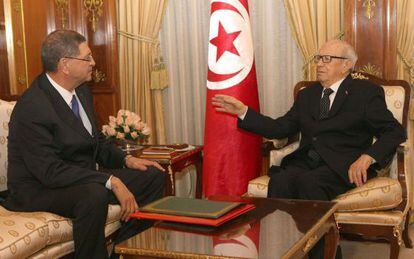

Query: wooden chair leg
[389,236,400,259]
[403,210,413,248]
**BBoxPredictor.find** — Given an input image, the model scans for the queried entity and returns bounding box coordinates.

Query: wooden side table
[132,145,203,198]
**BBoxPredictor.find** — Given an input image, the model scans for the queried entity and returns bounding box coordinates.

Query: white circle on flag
[207,0,254,90]
[214,235,258,258]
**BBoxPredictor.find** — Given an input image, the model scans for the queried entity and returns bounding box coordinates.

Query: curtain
[396,0,414,216]
[160,0,303,145]
[283,0,342,80]
[118,0,168,144]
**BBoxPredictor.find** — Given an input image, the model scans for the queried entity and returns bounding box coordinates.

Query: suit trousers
[28,166,165,259]
[267,154,352,259]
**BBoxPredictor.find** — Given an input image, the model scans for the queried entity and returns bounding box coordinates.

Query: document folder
[139,196,242,218]
[130,196,255,226]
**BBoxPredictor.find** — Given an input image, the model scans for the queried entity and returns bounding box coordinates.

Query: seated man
[212,39,406,259]
[2,30,165,259]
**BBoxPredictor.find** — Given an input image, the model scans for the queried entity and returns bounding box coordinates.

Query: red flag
[203,0,261,196]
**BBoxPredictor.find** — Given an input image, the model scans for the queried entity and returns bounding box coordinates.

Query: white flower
[123,125,130,133]
[102,125,109,134]
[141,125,151,135]
[136,122,144,131]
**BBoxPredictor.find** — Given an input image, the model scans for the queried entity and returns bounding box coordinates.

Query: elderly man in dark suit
[212,39,406,259]
[2,30,165,259]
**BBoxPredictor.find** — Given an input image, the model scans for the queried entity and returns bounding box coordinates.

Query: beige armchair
[247,73,412,259]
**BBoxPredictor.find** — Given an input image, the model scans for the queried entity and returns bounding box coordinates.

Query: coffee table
[115,196,339,259]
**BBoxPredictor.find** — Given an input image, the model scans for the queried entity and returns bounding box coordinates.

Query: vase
[114,139,144,154]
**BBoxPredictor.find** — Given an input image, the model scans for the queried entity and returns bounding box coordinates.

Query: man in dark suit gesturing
[2,30,165,258]
[212,40,406,258]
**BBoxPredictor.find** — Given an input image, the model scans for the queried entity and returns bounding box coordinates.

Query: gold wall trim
[4,0,16,93]
[19,0,28,90]
[358,63,382,77]
[55,0,69,29]
[83,0,103,32]
[359,0,376,19]
[92,69,106,83]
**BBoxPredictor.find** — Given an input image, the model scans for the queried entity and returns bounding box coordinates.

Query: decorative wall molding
[83,0,103,32]
[55,0,69,29]
[359,0,376,19]
[358,62,382,77]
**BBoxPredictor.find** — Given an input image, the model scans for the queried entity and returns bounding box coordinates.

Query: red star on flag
[209,22,241,62]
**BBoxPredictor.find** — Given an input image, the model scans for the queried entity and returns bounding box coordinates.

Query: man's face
[316,43,351,87]
[66,42,95,85]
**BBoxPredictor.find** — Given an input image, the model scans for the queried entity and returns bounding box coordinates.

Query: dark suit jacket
[238,75,406,184]
[4,73,125,211]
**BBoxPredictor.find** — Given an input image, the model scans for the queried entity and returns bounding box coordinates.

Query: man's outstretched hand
[212,94,248,117]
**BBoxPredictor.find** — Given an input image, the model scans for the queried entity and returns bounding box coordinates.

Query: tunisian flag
[203,0,261,196]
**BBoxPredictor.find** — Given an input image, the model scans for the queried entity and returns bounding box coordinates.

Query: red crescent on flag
[208,68,243,82]
[211,2,243,18]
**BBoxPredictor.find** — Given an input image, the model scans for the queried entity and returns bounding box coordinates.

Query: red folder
[130,204,255,227]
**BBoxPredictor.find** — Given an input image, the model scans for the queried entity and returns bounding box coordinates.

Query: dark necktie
[71,95,81,119]
[319,88,334,119]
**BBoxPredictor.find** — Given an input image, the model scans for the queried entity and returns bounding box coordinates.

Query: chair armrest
[397,142,409,154]
[261,138,290,176]
[270,141,300,167]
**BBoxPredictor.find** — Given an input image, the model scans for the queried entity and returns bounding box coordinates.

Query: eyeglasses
[314,55,348,63]
[64,55,94,62]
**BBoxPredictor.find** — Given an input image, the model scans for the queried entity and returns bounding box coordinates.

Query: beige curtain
[396,0,414,219]
[283,0,343,80]
[118,0,168,144]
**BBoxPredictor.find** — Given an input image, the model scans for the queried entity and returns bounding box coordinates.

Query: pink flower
[109,116,116,123]
[116,116,124,125]
[125,115,134,126]
[107,127,116,136]
[130,131,138,139]
[103,109,151,141]
[117,109,126,117]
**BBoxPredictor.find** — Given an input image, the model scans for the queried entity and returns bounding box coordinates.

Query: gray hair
[342,42,358,68]
[41,30,86,72]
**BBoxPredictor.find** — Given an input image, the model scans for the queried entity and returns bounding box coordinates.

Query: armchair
[247,72,413,259]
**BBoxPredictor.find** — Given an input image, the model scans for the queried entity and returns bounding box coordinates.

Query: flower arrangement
[102,109,151,143]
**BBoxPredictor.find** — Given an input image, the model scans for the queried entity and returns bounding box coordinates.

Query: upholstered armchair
[247,73,413,259]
